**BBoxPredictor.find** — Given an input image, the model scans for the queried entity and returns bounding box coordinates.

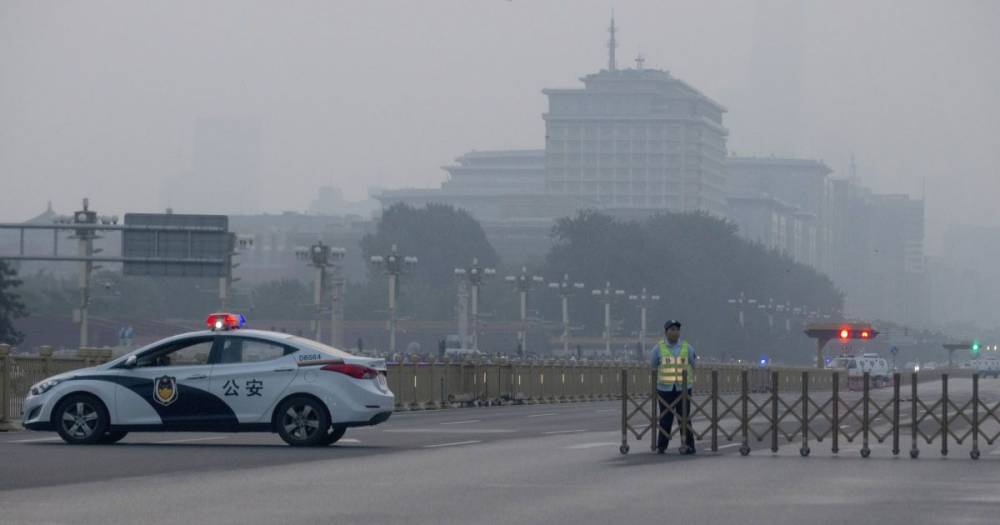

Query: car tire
[319,426,347,446]
[54,394,109,445]
[276,396,331,447]
[97,430,129,444]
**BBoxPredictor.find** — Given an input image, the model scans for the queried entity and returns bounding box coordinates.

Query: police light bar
[206,312,245,331]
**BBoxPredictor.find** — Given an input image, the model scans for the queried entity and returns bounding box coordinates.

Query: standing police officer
[649,320,696,454]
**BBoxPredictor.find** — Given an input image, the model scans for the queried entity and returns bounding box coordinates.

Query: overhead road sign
[121,213,230,277]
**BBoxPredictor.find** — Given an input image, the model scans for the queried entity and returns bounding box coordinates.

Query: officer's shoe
[656,447,666,455]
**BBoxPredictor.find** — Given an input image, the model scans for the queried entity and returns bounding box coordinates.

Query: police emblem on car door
[154,375,178,406]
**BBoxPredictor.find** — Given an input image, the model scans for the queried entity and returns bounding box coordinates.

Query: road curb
[0,420,24,432]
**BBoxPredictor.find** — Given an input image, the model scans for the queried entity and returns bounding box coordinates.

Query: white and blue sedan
[22,313,394,446]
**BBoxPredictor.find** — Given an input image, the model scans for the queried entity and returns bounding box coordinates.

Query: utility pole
[454,258,495,350]
[628,288,660,359]
[370,244,417,353]
[592,282,625,356]
[296,241,346,346]
[505,266,544,356]
[548,274,585,355]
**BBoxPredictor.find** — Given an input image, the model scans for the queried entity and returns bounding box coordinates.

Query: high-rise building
[726,156,833,268]
[542,17,728,215]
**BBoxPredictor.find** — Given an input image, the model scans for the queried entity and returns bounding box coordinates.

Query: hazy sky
[2,1,998,253]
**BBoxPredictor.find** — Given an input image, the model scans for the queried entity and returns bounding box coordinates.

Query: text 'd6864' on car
[21,312,394,446]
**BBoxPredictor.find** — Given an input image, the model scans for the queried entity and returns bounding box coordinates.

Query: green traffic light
[972,340,981,354]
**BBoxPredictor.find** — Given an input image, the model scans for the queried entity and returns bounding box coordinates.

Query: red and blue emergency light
[206,312,246,331]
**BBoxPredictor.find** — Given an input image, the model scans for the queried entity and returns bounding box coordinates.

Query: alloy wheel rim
[61,401,98,439]
[283,404,320,440]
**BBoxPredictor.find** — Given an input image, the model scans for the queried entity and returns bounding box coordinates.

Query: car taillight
[321,363,378,380]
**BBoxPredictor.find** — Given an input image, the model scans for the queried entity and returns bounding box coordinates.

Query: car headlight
[30,378,65,396]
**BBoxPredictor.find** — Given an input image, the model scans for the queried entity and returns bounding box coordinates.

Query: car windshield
[287,337,354,358]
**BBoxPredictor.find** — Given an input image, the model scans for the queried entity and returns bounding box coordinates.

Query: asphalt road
[2,379,1000,525]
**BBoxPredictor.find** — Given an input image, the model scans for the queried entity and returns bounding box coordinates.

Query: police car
[22,313,394,446]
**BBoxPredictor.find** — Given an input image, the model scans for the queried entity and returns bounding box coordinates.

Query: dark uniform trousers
[657,388,696,452]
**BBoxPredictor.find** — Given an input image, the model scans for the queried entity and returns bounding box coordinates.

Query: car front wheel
[276,397,331,447]
[54,395,109,445]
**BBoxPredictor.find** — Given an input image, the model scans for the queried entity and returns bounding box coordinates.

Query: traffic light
[972,340,981,357]
[860,330,871,339]
[839,329,850,341]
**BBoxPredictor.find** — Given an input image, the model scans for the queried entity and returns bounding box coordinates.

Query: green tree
[542,210,843,364]
[247,279,312,321]
[359,203,501,320]
[0,261,28,345]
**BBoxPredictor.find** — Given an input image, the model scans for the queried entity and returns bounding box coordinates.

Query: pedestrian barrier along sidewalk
[620,367,994,459]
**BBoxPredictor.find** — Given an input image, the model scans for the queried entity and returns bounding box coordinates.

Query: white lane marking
[543,429,587,435]
[8,437,62,443]
[153,436,227,444]
[423,440,481,448]
[718,443,742,449]
[839,425,850,429]
[382,428,515,434]
[439,419,481,425]
[527,413,557,418]
[566,442,619,450]
[596,409,617,413]
[339,438,361,444]
[990,448,1000,456]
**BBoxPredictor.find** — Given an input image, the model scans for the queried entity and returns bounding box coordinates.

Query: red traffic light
[860,330,871,339]
[839,329,850,340]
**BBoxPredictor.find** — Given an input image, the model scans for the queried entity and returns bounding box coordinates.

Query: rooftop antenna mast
[607,12,618,71]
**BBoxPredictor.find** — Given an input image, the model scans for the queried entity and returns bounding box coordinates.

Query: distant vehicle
[444,347,484,359]
[22,313,394,446]
[828,353,892,388]
[969,357,1000,378]
[440,334,483,359]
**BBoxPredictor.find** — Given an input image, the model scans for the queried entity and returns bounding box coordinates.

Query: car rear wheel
[276,397,331,447]
[97,430,129,444]
[54,394,109,445]
[319,426,347,446]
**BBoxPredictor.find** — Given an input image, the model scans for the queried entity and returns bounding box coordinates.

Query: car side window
[136,337,214,368]
[215,337,292,364]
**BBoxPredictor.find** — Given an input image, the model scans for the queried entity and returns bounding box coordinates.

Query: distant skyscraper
[162,117,261,214]
[542,16,729,215]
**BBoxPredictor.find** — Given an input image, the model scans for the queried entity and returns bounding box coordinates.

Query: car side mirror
[124,355,138,369]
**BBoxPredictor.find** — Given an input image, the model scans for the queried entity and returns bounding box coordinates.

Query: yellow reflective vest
[657,340,694,388]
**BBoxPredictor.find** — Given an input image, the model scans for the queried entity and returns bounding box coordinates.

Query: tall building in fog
[542,17,729,216]
[161,117,261,214]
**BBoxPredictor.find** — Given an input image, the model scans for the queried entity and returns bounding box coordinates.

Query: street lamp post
[592,282,625,356]
[369,244,417,354]
[454,258,496,350]
[628,288,660,359]
[69,199,98,348]
[548,274,585,355]
[727,292,757,358]
[505,266,544,356]
[295,241,347,347]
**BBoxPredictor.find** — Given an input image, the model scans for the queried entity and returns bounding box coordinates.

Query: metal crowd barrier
[620,368,991,459]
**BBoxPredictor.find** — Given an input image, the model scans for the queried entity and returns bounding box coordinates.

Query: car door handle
[185,374,208,380]
[272,367,295,373]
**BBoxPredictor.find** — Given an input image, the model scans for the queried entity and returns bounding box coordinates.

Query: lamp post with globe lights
[369,244,417,353]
